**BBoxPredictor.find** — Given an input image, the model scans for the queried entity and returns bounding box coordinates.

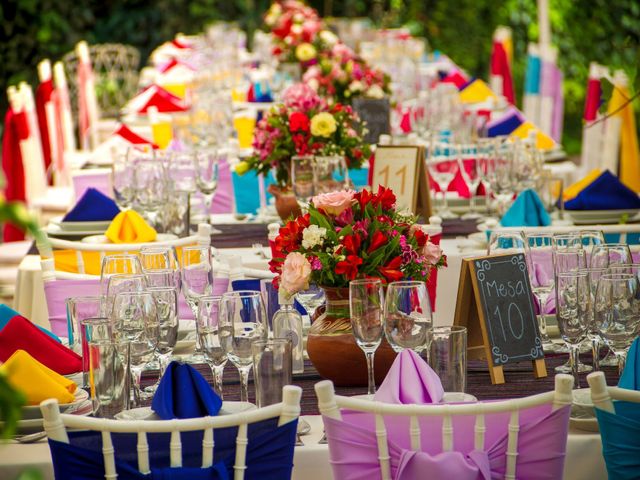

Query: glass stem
[238,366,251,402]
[468,189,476,213]
[591,338,600,372]
[131,366,143,407]
[211,364,225,400]
[365,350,376,395]
[535,292,551,343]
[617,353,627,377]
[570,345,580,388]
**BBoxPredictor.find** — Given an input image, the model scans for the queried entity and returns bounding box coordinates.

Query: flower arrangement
[237,83,371,186]
[269,186,447,297]
[303,44,392,104]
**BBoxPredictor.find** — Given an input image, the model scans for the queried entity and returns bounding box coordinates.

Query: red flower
[289,112,310,132]
[354,188,373,211]
[335,255,363,280]
[378,256,404,282]
[342,234,361,256]
[275,214,309,252]
[367,231,387,253]
[373,186,396,210]
[413,229,428,247]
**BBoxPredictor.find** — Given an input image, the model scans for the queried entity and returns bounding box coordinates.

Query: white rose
[366,85,385,99]
[308,78,319,91]
[320,30,338,46]
[294,13,304,22]
[349,80,364,92]
[291,24,303,35]
[301,225,327,249]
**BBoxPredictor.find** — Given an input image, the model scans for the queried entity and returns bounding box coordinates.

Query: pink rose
[423,241,443,266]
[311,190,355,216]
[280,252,311,295]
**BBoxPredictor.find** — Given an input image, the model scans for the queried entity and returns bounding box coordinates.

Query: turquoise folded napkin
[500,189,551,227]
[0,304,60,342]
[618,336,640,390]
[565,170,640,211]
[63,188,121,222]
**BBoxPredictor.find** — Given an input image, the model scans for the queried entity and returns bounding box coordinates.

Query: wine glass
[349,278,384,395]
[148,286,179,380]
[426,143,459,218]
[580,267,608,371]
[487,230,525,255]
[133,153,168,228]
[181,246,213,363]
[314,155,350,194]
[524,233,557,352]
[456,144,482,219]
[291,155,315,206]
[112,149,136,210]
[591,243,633,269]
[140,246,180,288]
[578,230,605,266]
[219,291,268,402]
[100,254,143,297]
[551,232,582,250]
[594,272,640,375]
[484,140,515,216]
[105,273,148,315]
[193,147,219,224]
[197,295,227,398]
[295,285,326,322]
[556,271,590,387]
[384,281,433,354]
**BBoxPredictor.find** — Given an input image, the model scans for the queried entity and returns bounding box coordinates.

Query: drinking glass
[105,274,148,314]
[485,142,515,216]
[251,339,292,408]
[594,273,640,375]
[100,254,143,297]
[553,248,587,275]
[349,278,384,395]
[291,155,315,205]
[580,267,608,371]
[429,326,467,392]
[524,233,557,351]
[112,149,135,210]
[591,243,633,269]
[456,145,481,219]
[193,147,219,223]
[148,286,179,378]
[197,295,227,398]
[144,269,178,288]
[384,281,432,354]
[219,291,268,402]
[556,271,590,387]
[181,245,213,362]
[314,155,350,194]
[578,230,605,266]
[487,230,525,255]
[295,285,326,321]
[66,295,104,355]
[133,154,169,227]
[140,245,179,271]
[552,233,582,250]
[426,143,459,218]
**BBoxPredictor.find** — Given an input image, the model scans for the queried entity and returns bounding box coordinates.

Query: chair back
[40,385,301,479]
[315,375,574,480]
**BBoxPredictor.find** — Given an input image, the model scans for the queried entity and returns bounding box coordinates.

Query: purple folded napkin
[374,349,444,404]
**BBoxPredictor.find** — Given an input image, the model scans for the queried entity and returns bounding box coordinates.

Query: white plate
[3,400,93,435]
[352,392,478,403]
[21,389,89,420]
[114,401,257,421]
[51,216,113,232]
[81,233,178,244]
[566,209,640,225]
[44,223,108,237]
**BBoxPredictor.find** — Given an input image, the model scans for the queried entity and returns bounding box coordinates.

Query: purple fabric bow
[374,349,444,404]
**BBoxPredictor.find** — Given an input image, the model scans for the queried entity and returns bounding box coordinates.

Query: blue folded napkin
[618,336,640,390]
[62,188,121,222]
[0,304,61,343]
[565,170,640,211]
[151,361,222,419]
[500,189,551,227]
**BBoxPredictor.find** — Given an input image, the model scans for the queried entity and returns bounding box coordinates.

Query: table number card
[371,145,431,219]
[453,253,547,384]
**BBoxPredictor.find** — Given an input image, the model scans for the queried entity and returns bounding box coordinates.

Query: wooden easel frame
[453,255,547,384]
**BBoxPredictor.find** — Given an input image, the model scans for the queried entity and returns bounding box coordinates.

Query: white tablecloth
[0,415,606,480]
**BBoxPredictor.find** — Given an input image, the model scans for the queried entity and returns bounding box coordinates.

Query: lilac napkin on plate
[374,349,445,404]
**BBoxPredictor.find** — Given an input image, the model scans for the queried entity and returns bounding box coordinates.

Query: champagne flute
[148,286,178,379]
[594,273,640,375]
[291,155,315,207]
[219,291,268,402]
[349,278,384,395]
[580,267,608,371]
[456,144,482,219]
[384,281,432,355]
[197,295,227,398]
[112,149,136,210]
[591,243,633,269]
[193,147,219,225]
[578,230,605,266]
[556,271,590,387]
[181,246,213,363]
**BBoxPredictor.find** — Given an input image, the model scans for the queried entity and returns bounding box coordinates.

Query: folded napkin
[151,361,222,419]
[0,315,82,375]
[564,170,640,211]
[510,121,555,150]
[618,336,640,390]
[113,124,158,149]
[374,349,444,404]
[0,304,60,342]
[62,187,120,222]
[0,350,76,405]
[105,210,157,244]
[500,189,551,227]
[459,79,496,104]
[138,86,187,114]
[563,169,601,202]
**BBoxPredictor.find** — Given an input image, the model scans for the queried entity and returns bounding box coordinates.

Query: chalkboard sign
[353,98,391,144]
[453,253,546,384]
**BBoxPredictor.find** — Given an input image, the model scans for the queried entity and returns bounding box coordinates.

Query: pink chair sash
[323,403,570,480]
[44,279,100,337]
[72,171,113,201]
[177,276,229,320]
[210,157,233,214]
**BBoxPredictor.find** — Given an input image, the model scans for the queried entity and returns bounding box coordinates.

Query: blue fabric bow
[63,188,121,222]
[500,189,551,227]
[596,401,640,479]
[0,304,60,342]
[151,362,222,419]
[618,336,640,390]
[565,170,640,211]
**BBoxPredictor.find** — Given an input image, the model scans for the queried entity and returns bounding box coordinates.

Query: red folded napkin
[114,124,158,149]
[0,315,82,375]
[138,88,187,114]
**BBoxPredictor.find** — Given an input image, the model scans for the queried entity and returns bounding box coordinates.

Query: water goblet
[384,281,432,355]
[198,295,227,398]
[100,254,143,297]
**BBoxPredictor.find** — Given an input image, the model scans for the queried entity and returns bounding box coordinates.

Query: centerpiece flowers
[237,83,371,187]
[267,186,447,386]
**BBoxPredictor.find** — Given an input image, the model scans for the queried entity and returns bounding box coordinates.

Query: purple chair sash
[323,403,571,480]
[44,279,100,337]
[72,172,113,201]
[177,276,229,321]
[210,158,233,214]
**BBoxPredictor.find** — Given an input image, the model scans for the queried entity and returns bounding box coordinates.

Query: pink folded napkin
[374,349,444,404]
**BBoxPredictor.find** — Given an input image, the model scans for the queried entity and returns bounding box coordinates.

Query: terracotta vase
[268,184,301,221]
[306,287,397,387]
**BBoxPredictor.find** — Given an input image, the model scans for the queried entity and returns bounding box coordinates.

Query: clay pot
[306,287,397,387]
[268,184,302,221]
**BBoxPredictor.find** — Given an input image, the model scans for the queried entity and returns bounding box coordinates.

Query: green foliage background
[1,0,639,154]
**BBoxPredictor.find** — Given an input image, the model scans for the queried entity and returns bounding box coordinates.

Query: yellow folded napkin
[0,349,76,405]
[105,210,157,244]
[563,169,602,202]
[510,121,555,150]
[459,79,497,104]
